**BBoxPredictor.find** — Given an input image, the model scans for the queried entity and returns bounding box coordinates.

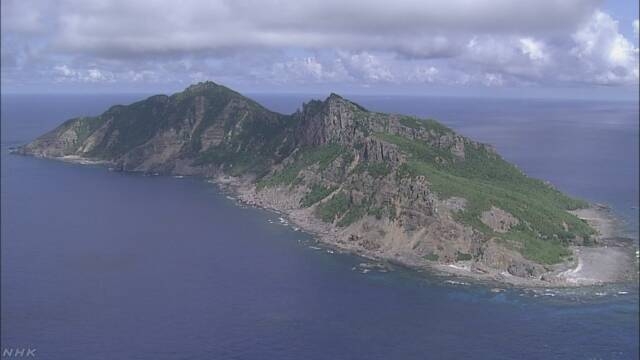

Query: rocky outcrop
[18,116,105,157]
[294,94,370,147]
[480,207,520,233]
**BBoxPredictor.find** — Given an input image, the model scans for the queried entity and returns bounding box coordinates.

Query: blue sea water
[1,94,638,360]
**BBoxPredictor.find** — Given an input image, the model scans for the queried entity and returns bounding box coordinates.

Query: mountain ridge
[17,81,611,286]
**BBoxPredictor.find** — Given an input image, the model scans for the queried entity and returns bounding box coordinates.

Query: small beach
[218,173,638,289]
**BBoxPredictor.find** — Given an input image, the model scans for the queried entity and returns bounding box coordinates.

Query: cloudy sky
[1,0,638,99]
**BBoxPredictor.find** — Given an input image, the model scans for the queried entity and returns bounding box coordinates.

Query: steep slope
[20,82,289,174]
[17,81,597,283]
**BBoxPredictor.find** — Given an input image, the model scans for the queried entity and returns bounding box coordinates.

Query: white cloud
[86,69,107,81]
[53,65,114,82]
[4,0,598,58]
[269,56,349,84]
[633,19,639,38]
[127,70,159,82]
[338,52,395,83]
[2,1,638,91]
[483,73,505,87]
[54,64,75,77]
[519,38,548,62]
[571,11,639,84]
[459,35,551,82]
[409,66,439,83]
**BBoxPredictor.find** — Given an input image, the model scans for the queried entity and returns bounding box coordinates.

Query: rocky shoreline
[11,150,639,289]
[215,173,638,289]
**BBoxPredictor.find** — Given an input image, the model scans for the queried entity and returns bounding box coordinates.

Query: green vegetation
[455,252,473,261]
[353,113,372,136]
[89,96,173,158]
[367,206,384,219]
[342,151,355,166]
[301,184,337,207]
[316,192,350,223]
[367,202,396,220]
[194,147,270,177]
[85,83,288,161]
[314,192,375,227]
[257,144,344,189]
[377,133,453,164]
[500,230,571,264]
[396,158,591,240]
[72,117,104,143]
[60,116,106,153]
[380,130,593,264]
[355,162,391,178]
[399,116,453,134]
[399,116,423,129]
[424,253,439,261]
[337,205,367,227]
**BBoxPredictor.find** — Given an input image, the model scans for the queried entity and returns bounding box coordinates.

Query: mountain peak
[324,92,367,112]
[180,81,240,98]
[185,80,222,90]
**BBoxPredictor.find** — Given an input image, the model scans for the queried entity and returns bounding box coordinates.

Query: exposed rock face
[480,206,520,233]
[15,81,596,282]
[20,116,104,157]
[479,240,546,278]
[294,94,367,147]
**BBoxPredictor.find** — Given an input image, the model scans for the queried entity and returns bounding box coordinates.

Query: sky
[1,0,639,100]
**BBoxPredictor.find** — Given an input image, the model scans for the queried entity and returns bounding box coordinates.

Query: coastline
[13,152,639,289]
[559,207,639,286]
[214,173,638,289]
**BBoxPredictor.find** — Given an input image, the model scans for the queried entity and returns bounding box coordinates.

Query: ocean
[1,93,638,359]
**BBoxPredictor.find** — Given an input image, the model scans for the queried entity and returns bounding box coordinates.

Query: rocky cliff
[16,81,599,284]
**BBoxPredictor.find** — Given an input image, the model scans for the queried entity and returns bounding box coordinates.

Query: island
[14,81,637,287]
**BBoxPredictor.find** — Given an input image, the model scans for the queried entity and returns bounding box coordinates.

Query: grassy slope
[255,108,593,264]
[256,144,344,189]
[88,96,172,159]
[376,131,592,264]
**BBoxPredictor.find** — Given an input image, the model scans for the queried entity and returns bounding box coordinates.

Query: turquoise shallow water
[1,94,638,359]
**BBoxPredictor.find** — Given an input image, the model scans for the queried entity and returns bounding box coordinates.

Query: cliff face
[17,81,596,281]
